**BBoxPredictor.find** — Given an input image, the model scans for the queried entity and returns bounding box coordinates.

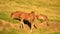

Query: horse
[36,14,49,26]
[10,11,37,32]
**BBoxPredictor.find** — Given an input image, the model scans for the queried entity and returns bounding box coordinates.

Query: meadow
[0,0,60,34]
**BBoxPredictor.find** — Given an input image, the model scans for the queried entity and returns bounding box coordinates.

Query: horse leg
[20,19,25,29]
[34,24,37,29]
[31,22,34,32]
[46,19,49,26]
[45,17,49,26]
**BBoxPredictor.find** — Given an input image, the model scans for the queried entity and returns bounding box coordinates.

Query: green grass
[0,28,60,34]
[0,27,28,34]
[0,28,18,34]
[0,0,60,22]
[0,0,60,34]
[0,11,10,20]
[47,32,60,34]
[0,11,20,23]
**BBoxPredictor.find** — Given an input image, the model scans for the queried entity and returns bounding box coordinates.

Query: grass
[0,0,60,34]
[0,28,19,34]
[0,11,10,21]
[47,32,60,34]
[0,28,60,34]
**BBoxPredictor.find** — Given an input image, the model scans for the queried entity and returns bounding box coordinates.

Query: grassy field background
[0,0,60,34]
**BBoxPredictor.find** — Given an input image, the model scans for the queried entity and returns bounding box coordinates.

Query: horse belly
[21,14,29,20]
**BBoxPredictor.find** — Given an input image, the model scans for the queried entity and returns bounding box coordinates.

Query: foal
[10,11,36,32]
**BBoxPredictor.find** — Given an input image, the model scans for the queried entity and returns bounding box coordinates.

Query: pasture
[0,0,60,34]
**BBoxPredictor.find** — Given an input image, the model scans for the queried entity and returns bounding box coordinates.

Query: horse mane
[31,11,35,13]
[16,11,20,12]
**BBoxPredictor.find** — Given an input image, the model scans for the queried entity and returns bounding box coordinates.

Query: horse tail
[10,13,14,18]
